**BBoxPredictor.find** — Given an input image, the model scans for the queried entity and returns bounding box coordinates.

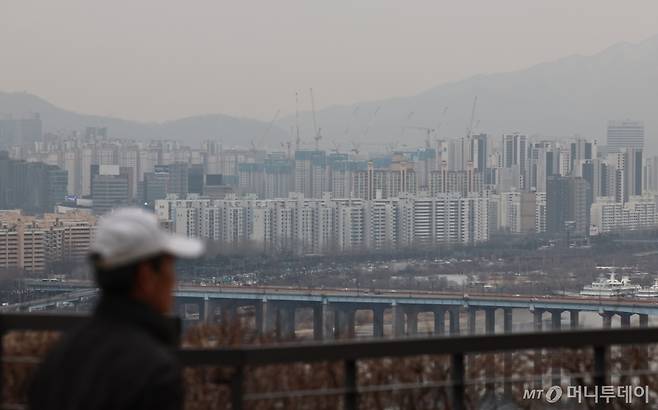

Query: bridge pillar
[503,308,513,397]
[279,304,296,340]
[503,308,513,334]
[484,308,496,335]
[406,307,419,336]
[313,301,329,341]
[220,302,238,326]
[255,299,264,335]
[532,309,543,388]
[373,306,385,338]
[467,308,477,335]
[601,312,613,328]
[550,310,562,331]
[620,313,631,328]
[262,300,277,336]
[202,297,217,323]
[448,307,460,335]
[391,303,405,338]
[335,306,355,339]
[532,309,543,332]
[639,314,649,328]
[347,307,356,338]
[196,299,205,323]
[569,310,579,329]
[433,308,445,335]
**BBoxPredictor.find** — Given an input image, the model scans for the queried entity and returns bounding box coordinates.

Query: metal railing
[2,313,658,409]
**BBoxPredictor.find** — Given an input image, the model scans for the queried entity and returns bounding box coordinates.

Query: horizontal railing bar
[199,368,658,403]
[177,349,246,367]
[3,313,658,368]
[0,313,88,332]
[178,327,658,366]
[0,404,27,410]
[1,356,41,365]
[245,387,346,401]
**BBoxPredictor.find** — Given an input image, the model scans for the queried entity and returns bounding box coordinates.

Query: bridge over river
[10,280,658,339]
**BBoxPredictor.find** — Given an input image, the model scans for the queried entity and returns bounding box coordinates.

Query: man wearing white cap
[30,207,204,410]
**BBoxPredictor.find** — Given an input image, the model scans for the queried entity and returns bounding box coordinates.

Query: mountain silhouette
[0,92,289,148]
[282,35,658,154]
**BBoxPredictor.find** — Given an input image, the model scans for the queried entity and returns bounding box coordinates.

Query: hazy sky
[2,0,658,122]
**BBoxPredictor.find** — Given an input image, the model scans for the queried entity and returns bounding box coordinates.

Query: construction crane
[386,141,399,153]
[362,106,381,139]
[331,140,341,154]
[295,92,301,150]
[351,141,361,156]
[435,106,449,138]
[399,111,415,140]
[402,126,435,148]
[465,96,478,140]
[310,88,322,150]
[280,140,293,159]
[259,109,280,146]
[434,106,449,149]
[344,106,360,138]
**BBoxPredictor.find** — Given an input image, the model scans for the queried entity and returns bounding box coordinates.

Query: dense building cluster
[155,193,489,255]
[1,116,657,266]
[0,211,96,273]
[0,152,68,214]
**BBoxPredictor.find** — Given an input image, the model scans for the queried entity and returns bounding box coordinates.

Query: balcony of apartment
[2,311,658,409]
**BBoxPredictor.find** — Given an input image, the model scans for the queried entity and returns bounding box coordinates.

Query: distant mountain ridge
[282,35,658,154]
[3,34,658,153]
[0,92,289,147]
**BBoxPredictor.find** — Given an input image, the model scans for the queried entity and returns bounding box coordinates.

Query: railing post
[503,308,513,397]
[593,345,607,410]
[344,359,358,410]
[231,365,244,410]
[451,352,465,410]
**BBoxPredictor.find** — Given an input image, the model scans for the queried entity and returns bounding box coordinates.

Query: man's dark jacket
[29,296,182,410]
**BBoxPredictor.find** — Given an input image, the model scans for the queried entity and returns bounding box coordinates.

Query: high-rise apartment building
[0,114,42,149]
[91,165,129,214]
[0,211,96,273]
[0,152,67,214]
[591,196,657,234]
[607,120,644,153]
[155,193,488,255]
[546,176,591,236]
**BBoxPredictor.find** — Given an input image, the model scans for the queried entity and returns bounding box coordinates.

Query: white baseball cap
[91,207,204,269]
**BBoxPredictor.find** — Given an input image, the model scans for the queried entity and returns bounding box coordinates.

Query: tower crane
[399,111,415,140]
[362,106,381,138]
[351,141,361,156]
[401,125,436,148]
[344,106,360,139]
[465,96,478,140]
[310,88,322,150]
[295,92,301,150]
[258,109,280,148]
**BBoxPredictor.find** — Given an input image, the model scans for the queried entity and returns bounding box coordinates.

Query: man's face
[136,254,176,315]
[152,255,176,314]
